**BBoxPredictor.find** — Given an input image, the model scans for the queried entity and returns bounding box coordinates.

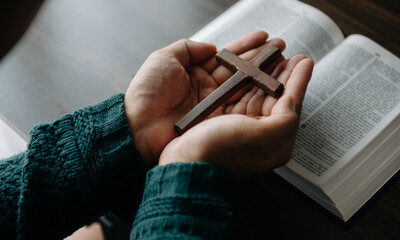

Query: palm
[126,54,220,163]
[159,52,314,175]
[125,31,286,165]
[148,60,220,120]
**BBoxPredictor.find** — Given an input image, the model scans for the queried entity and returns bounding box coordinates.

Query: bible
[190,0,400,221]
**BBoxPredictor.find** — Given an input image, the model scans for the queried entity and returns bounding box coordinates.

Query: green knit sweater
[0,94,232,239]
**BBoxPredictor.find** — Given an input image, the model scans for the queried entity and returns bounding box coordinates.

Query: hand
[125,31,285,166]
[159,50,314,176]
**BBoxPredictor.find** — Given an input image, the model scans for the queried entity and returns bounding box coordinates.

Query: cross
[174,45,284,135]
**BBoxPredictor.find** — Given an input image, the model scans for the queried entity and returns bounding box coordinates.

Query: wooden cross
[174,45,284,135]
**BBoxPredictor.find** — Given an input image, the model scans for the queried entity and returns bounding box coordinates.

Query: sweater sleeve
[0,94,147,239]
[131,162,233,239]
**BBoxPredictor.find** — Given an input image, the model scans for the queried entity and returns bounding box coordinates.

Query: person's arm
[0,94,147,239]
[127,32,313,239]
[132,162,232,239]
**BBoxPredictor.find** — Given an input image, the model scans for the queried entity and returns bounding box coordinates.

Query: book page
[0,114,27,160]
[287,35,400,185]
[191,0,344,63]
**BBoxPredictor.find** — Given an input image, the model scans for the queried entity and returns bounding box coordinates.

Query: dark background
[0,0,399,239]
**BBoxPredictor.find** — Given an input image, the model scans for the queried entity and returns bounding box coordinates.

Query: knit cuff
[80,94,147,199]
[142,162,232,200]
[132,162,232,239]
[18,94,146,239]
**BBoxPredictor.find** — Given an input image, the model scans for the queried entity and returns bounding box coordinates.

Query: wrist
[159,137,205,166]
[132,129,156,167]
[133,162,232,239]
[123,96,155,167]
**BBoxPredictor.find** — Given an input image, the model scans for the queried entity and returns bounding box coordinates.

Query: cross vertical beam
[174,45,283,135]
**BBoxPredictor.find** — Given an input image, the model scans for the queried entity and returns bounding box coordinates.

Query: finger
[270,58,288,79]
[236,38,286,70]
[225,30,270,53]
[261,55,308,116]
[228,111,299,173]
[228,102,299,150]
[201,30,270,73]
[207,41,285,108]
[246,110,298,168]
[229,86,258,114]
[157,39,217,68]
[209,38,286,79]
[273,57,314,116]
[248,58,289,117]
[260,59,289,116]
[246,88,266,116]
[276,55,308,85]
[224,104,234,114]
[232,38,286,75]
[211,41,286,107]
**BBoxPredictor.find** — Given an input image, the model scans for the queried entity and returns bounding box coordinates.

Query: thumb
[272,96,297,116]
[259,97,299,143]
[161,39,217,67]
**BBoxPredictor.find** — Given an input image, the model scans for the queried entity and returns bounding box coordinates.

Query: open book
[0,114,27,160]
[191,0,400,221]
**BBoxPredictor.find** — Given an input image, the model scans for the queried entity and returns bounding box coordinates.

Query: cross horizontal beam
[174,45,283,135]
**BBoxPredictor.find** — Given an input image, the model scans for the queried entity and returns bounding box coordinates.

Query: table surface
[0,0,399,239]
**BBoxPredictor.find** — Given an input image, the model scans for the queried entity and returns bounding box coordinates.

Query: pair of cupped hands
[124,30,313,176]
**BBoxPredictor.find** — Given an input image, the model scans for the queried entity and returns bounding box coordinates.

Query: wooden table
[0,0,399,239]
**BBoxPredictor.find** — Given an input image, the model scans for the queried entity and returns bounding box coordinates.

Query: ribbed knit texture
[0,153,25,239]
[0,94,146,239]
[132,162,233,239]
[0,93,235,239]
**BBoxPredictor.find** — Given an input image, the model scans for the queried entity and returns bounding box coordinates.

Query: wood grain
[174,46,282,134]
[0,0,399,239]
